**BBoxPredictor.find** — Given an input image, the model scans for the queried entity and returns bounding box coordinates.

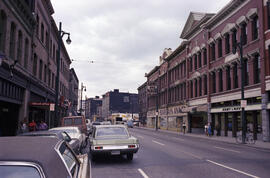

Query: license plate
[111,151,120,155]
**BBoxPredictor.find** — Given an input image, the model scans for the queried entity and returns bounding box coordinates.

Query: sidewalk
[137,126,270,150]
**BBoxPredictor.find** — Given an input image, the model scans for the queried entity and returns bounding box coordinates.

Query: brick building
[69,68,79,115]
[138,82,147,125]
[0,0,72,136]
[143,0,270,141]
[85,96,102,121]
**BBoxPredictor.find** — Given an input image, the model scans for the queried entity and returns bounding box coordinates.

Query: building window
[203,48,207,65]
[211,43,215,61]
[204,75,207,95]
[225,33,230,54]
[254,55,260,84]
[195,80,198,97]
[252,16,259,41]
[0,10,7,52]
[183,61,186,76]
[232,29,237,49]
[17,31,23,64]
[244,58,249,86]
[53,44,55,61]
[226,66,231,90]
[198,52,202,68]
[48,69,51,86]
[46,31,49,49]
[190,81,193,98]
[212,72,216,93]
[194,54,197,70]
[44,65,47,83]
[199,77,202,96]
[233,63,238,88]
[36,14,39,36]
[189,57,193,72]
[219,69,223,92]
[218,38,222,58]
[24,38,29,68]
[184,82,186,99]
[33,54,37,76]
[267,2,270,29]
[41,23,44,43]
[9,22,16,60]
[241,23,247,45]
[39,60,43,80]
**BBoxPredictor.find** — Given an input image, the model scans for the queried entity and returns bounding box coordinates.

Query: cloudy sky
[51,0,230,98]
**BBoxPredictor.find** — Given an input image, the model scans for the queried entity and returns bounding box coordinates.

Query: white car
[50,126,86,151]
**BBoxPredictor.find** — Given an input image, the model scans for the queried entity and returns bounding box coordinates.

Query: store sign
[50,104,55,111]
[222,107,241,112]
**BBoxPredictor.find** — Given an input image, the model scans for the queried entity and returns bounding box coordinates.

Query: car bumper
[91,144,139,155]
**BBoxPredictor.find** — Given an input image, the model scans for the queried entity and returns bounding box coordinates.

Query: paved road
[90,128,270,178]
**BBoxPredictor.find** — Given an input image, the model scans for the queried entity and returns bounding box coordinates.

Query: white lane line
[152,140,165,146]
[138,168,149,178]
[214,146,240,153]
[206,160,260,178]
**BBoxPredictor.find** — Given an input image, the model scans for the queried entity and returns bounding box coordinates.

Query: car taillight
[95,146,103,150]
[128,145,136,148]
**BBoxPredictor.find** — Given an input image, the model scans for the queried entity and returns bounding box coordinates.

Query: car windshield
[74,118,82,125]
[64,129,79,134]
[63,118,73,125]
[96,127,128,137]
[0,165,41,178]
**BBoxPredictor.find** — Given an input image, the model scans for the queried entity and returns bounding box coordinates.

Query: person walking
[207,123,212,136]
[28,119,36,132]
[182,122,186,134]
[204,124,208,136]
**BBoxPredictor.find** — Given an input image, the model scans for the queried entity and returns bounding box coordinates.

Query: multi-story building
[101,89,139,120]
[138,82,147,125]
[85,96,102,121]
[143,0,270,142]
[0,0,72,136]
[69,68,79,115]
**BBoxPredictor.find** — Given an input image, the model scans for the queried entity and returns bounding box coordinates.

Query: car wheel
[127,153,133,161]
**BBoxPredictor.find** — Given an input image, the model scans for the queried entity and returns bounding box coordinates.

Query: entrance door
[0,101,19,136]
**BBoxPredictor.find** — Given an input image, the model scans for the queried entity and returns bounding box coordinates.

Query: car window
[96,127,128,137]
[59,143,79,177]
[65,129,78,134]
[63,118,73,125]
[61,132,71,142]
[0,165,42,178]
[74,118,83,125]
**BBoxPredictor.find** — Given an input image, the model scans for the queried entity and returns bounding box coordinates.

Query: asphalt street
[89,128,270,178]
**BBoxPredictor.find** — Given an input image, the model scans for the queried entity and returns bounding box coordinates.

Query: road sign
[50,103,55,111]
[241,100,247,108]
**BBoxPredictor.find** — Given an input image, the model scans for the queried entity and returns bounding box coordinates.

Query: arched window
[9,22,16,60]
[41,23,44,43]
[24,38,29,68]
[36,14,39,36]
[17,30,23,64]
[0,10,7,52]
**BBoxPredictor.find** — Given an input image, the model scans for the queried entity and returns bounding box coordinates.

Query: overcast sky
[51,0,230,98]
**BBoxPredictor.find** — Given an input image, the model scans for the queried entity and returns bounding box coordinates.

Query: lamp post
[54,22,71,127]
[80,82,86,115]
[233,36,246,144]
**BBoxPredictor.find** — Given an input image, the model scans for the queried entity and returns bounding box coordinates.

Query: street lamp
[80,82,86,115]
[233,36,246,144]
[55,22,71,127]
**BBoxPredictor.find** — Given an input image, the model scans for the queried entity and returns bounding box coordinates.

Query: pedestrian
[182,122,186,134]
[39,120,48,130]
[207,123,212,136]
[28,119,36,132]
[204,124,208,136]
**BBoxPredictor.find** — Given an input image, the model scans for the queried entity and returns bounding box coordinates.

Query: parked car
[0,136,90,178]
[100,121,111,125]
[50,126,87,150]
[19,130,81,154]
[89,125,139,161]
[61,116,87,134]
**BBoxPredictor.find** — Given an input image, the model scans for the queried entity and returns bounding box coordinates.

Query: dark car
[0,136,90,178]
[19,130,81,154]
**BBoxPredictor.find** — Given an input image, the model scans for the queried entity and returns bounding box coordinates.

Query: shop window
[212,72,216,93]
[24,38,29,68]
[253,55,261,84]
[218,38,222,58]
[9,22,16,60]
[225,33,230,54]
[226,66,231,90]
[241,23,247,45]
[0,10,7,52]
[203,48,207,65]
[219,69,223,92]
[204,75,207,95]
[252,16,259,40]
[198,52,202,68]
[211,43,216,61]
[244,58,249,86]
[233,63,238,88]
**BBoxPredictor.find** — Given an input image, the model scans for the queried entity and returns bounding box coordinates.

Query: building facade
[0,0,72,136]
[85,96,102,121]
[68,68,79,115]
[143,0,270,141]
[138,82,147,125]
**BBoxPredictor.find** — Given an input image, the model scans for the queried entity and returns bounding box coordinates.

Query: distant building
[85,96,102,121]
[68,68,79,115]
[101,89,138,120]
[138,82,147,125]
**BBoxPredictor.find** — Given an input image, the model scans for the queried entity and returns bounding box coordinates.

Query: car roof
[62,116,83,119]
[50,126,79,130]
[94,124,127,128]
[20,130,64,136]
[0,136,70,178]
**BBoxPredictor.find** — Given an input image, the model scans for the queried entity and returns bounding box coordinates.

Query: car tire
[127,153,133,161]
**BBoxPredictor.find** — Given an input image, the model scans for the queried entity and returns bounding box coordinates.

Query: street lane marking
[152,140,165,146]
[214,146,240,153]
[206,160,260,178]
[138,168,149,178]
